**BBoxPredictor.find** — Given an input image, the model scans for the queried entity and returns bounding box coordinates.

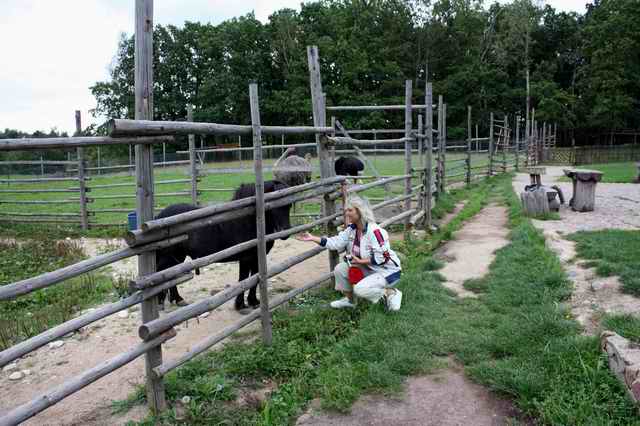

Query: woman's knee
[334,261,349,278]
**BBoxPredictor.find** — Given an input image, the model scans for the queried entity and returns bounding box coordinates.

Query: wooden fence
[0,2,523,423]
[542,144,640,165]
[0,7,438,421]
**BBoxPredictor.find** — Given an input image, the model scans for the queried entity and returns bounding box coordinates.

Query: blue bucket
[127,212,138,231]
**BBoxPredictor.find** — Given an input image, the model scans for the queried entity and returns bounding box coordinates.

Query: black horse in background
[154,180,292,313]
[335,156,364,176]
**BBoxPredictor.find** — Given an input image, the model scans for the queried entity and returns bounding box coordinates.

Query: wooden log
[520,187,550,217]
[327,175,410,201]
[0,199,80,205]
[140,176,343,233]
[0,218,81,224]
[75,111,89,231]
[72,179,191,190]
[325,104,430,111]
[0,160,77,165]
[0,212,82,218]
[424,82,433,228]
[0,274,192,369]
[81,192,190,200]
[466,106,472,185]
[0,177,83,183]
[107,119,333,137]
[0,188,79,194]
[0,136,173,152]
[126,185,337,247]
[307,45,339,284]
[404,79,413,231]
[380,208,418,228]
[133,0,166,413]
[0,234,186,304]
[138,246,326,340]
[249,83,273,346]
[563,169,603,212]
[176,142,318,154]
[327,136,414,146]
[0,330,176,426]
[153,271,333,377]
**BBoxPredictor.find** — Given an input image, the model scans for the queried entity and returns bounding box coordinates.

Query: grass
[558,162,638,183]
[602,314,640,343]
[568,230,640,296]
[118,172,639,425]
[0,239,115,350]
[0,152,496,239]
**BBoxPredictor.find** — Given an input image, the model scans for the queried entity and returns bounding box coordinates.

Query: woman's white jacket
[320,222,401,285]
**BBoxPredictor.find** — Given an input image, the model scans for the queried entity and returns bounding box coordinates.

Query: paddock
[0,1,561,424]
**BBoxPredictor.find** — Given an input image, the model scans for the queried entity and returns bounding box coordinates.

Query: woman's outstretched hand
[297,232,316,242]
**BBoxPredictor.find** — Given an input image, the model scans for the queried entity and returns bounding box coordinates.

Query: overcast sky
[0,0,591,134]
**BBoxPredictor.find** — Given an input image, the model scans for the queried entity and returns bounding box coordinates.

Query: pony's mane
[232,180,288,201]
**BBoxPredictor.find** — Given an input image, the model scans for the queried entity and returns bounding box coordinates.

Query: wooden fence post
[249,83,273,346]
[75,111,89,231]
[404,80,413,232]
[489,112,494,176]
[503,114,508,173]
[134,0,165,414]
[436,95,444,195]
[466,106,472,185]
[307,46,338,278]
[417,114,424,215]
[515,115,521,171]
[417,114,424,170]
[97,147,101,175]
[424,82,433,229]
[442,103,447,190]
[187,105,198,205]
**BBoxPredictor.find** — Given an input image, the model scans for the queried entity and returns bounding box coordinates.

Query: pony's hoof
[249,301,260,309]
[238,308,253,316]
[175,300,189,307]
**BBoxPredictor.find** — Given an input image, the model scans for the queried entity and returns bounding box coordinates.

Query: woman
[298,196,402,311]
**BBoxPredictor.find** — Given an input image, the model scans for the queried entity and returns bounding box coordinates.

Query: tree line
[3,0,639,161]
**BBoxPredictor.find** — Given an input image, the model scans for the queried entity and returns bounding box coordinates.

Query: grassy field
[559,162,638,183]
[117,174,638,426]
[569,229,640,296]
[0,152,503,239]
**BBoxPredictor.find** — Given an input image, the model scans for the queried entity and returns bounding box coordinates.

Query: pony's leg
[247,256,260,308]
[235,258,251,311]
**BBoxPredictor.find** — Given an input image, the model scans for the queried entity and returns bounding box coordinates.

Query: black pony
[155,180,292,312]
[335,156,364,176]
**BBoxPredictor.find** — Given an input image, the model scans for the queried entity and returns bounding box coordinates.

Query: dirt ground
[512,166,640,334]
[0,237,334,425]
[298,204,523,426]
[437,205,510,298]
[297,361,521,426]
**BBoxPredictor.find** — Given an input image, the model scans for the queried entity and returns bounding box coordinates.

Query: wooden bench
[563,169,604,212]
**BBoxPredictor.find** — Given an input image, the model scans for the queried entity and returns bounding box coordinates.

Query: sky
[0,0,591,135]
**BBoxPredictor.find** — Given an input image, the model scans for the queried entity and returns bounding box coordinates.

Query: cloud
[0,0,303,134]
[0,0,589,134]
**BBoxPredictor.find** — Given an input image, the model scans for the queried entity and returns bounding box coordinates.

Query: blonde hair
[345,196,376,226]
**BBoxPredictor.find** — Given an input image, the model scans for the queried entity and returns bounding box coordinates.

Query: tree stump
[520,187,549,217]
[563,169,603,212]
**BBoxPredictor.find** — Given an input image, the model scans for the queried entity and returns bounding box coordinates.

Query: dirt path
[512,167,640,334]
[437,205,510,298]
[297,361,519,426]
[0,238,333,425]
[298,204,521,426]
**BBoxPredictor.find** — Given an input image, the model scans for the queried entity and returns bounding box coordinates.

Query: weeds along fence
[0,25,430,424]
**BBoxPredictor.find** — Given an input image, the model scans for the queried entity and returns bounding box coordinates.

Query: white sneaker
[330,297,355,309]
[385,289,402,311]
